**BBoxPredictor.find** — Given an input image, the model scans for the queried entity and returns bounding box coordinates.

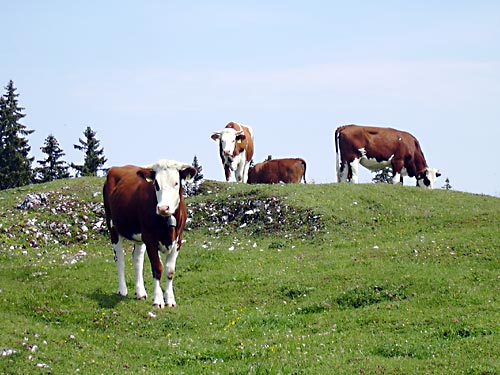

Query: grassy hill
[0,178,498,375]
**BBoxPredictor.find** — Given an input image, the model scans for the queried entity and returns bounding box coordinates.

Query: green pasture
[0,178,498,374]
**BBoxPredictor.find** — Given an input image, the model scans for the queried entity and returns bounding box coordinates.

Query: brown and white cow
[211,122,254,182]
[335,124,440,188]
[103,160,196,308]
[248,158,307,184]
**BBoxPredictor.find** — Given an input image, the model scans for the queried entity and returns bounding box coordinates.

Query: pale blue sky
[3,1,500,195]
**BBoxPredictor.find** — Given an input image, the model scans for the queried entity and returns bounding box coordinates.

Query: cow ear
[211,133,221,141]
[236,133,246,142]
[436,171,442,178]
[137,169,155,183]
[180,166,197,181]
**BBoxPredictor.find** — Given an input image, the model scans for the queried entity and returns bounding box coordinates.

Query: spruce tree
[372,167,393,184]
[35,134,70,182]
[442,177,452,190]
[192,155,204,183]
[71,126,107,176]
[183,155,204,197]
[0,80,34,190]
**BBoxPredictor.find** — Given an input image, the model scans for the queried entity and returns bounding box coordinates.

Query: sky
[3,1,500,196]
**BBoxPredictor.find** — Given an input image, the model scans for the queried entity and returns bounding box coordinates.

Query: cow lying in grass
[248,158,307,184]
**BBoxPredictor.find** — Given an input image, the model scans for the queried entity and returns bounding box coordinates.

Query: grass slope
[0,178,499,375]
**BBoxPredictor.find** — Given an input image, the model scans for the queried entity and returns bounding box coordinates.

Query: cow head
[416,168,441,189]
[138,160,197,216]
[211,128,246,168]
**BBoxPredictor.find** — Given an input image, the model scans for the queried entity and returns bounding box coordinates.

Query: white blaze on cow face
[212,128,246,171]
[147,160,192,217]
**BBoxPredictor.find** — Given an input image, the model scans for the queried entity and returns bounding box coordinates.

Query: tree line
[0,80,106,190]
[0,80,205,192]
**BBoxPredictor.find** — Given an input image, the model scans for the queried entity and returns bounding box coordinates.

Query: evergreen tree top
[71,126,107,177]
[0,80,34,189]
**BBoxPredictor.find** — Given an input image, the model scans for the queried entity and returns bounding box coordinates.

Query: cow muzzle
[157,205,172,217]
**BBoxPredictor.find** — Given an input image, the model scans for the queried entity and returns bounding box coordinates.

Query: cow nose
[223,150,231,155]
[157,205,170,216]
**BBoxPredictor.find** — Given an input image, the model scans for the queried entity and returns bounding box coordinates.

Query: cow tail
[334,127,341,182]
[302,159,307,184]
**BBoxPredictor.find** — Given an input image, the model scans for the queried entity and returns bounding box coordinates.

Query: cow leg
[112,237,128,296]
[132,244,147,300]
[338,161,349,182]
[147,248,165,308]
[164,242,179,307]
[234,159,248,183]
[224,165,231,181]
[234,163,244,183]
[349,158,360,183]
[391,172,403,185]
[391,161,404,185]
[241,161,250,183]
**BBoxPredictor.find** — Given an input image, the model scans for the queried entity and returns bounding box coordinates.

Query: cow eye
[154,180,160,191]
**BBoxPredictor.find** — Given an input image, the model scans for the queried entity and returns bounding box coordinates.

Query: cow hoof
[165,303,177,308]
[136,295,147,301]
[153,303,165,309]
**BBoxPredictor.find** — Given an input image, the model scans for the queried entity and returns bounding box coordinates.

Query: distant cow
[103,160,197,308]
[335,124,440,188]
[248,158,307,184]
[211,122,254,182]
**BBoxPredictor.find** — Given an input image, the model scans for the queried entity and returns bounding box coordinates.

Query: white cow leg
[152,278,165,308]
[234,162,244,183]
[338,162,349,182]
[112,237,128,296]
[392,172,402,185]
[242,162,250,183]
[132,244,147,300]
[350,159,360,183]
[164,243,179,307]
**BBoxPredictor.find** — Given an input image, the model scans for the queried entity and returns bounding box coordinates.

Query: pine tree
[183,155,204,197]
[372,167,393,184]
[192,155,204,183]
[0,80,34,190]
[35,134,70,182]
[71,126,107,176]
[442,177,452,190]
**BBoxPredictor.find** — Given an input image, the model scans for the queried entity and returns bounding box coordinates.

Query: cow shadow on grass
[89,289,128,309]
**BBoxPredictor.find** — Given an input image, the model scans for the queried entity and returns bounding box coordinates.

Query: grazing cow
[335,124,440,188]
[248,158,307,184]
[211,122,254,182]
[103,160,197,308]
